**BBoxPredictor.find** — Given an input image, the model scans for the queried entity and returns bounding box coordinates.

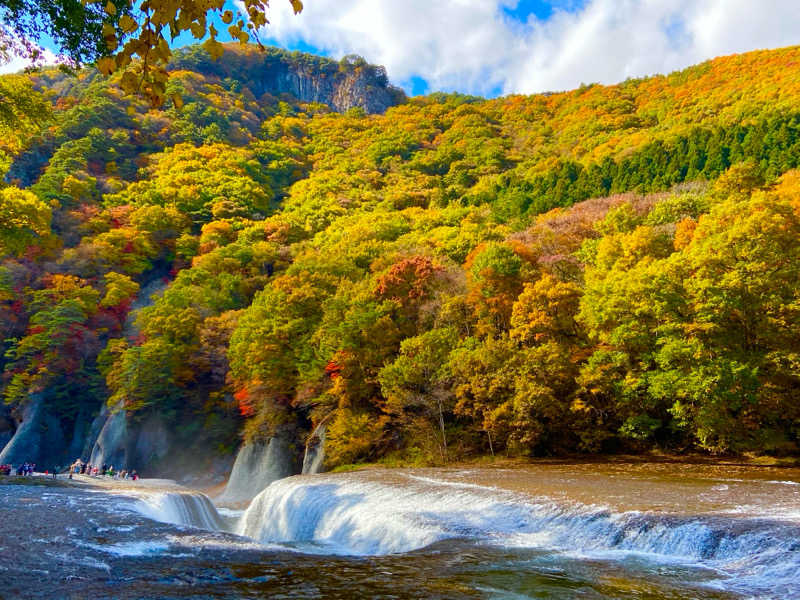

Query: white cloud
[260,0,800,95]
[0,46,60,75]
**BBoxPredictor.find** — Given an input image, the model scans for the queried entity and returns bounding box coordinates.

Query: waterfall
[131,491,228,531]
[112,469,800,597]
[235,473,800,595]
[217,437,296,504]
[302,425,326,475]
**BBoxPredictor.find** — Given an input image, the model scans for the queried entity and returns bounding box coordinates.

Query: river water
[1,461,798,599]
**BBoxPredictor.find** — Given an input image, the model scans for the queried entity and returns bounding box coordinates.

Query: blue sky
[244,0,800,97]
[501,0,586,22]
[4,1,800,97]
[247,1,587,96]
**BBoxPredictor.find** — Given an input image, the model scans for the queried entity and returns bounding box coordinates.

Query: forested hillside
[2,44,800,472]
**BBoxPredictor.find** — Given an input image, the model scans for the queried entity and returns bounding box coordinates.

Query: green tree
[379,327,458,462]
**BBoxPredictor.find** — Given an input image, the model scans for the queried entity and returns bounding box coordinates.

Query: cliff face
[170,46,406,114]
[257,65,402,114]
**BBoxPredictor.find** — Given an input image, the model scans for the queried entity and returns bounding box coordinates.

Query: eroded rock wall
[0,394,67,469]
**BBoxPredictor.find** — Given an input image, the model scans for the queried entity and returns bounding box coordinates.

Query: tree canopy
[0,0,303,105]
[2,44,800,467]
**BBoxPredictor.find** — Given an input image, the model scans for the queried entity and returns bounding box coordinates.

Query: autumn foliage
[2,44,800,466]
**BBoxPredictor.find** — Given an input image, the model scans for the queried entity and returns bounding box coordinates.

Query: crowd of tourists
[0,460,139,480]
[68,459,138,481]
[0,462,37,476]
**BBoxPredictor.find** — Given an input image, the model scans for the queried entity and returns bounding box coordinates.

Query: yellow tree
[1,0,303,106]
[0,187,53,257]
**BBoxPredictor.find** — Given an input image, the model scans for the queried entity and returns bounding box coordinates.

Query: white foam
[77,555,112,571]
[84,540,170,557]
[237,474,800,596]
[404,473,503,493]
[127,491,226,531]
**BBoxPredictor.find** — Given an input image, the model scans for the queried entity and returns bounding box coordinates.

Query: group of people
[17,463,36,476]
[0,462,36,476]
[68,459,138,481]
[0,459,140,480]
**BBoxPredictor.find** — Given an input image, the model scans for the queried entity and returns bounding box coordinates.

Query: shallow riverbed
[1,461,798,599]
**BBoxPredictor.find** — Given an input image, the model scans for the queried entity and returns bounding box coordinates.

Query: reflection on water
[1,461,798,599]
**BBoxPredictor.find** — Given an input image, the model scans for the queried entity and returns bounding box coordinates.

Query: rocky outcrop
[302,424,326,475]
[89,404,128,468]
[170,46,406,115]
[133,414,170,465]
[0,404,15,450]
[217,437,298,504]
[81,404,111,460]
[253,62,402,114]
[88,406,175,473]
[65,408,95,463]
[0,394,67,469]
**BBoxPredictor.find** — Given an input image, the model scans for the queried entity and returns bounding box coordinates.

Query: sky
[254,0,800,97]
[3,1,800,98]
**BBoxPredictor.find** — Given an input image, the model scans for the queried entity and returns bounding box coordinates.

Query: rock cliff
[0,394,67,469]
[170,45,406,114]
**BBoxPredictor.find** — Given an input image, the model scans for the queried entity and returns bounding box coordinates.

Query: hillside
[1,44,800,477]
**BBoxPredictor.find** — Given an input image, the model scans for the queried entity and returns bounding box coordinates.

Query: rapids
[4,461,799,598]
[231,468,800,597]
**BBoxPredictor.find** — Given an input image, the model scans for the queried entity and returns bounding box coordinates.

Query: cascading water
[235,472,800,597]
[129,490,228,531]
[99,464,800,598]
[302,424,326,475]
[217,437,296,504]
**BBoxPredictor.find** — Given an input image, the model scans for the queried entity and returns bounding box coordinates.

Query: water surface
[1,461,798,599]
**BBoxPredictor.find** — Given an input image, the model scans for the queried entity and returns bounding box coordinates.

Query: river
[1,461,798,599]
